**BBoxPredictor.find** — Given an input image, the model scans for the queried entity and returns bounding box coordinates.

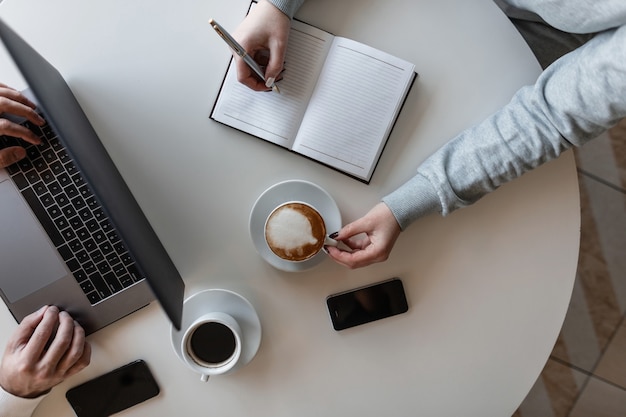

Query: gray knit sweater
[268,0,305,19]
[383,0,626,229]
[270,0,626,230]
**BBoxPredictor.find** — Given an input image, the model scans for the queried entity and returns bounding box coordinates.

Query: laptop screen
[0,18,185,330]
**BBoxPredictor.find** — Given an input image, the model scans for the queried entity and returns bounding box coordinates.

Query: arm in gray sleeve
[267,0,306,19]
[384,23,626,230]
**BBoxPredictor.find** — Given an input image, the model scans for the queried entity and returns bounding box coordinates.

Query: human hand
[0,83,44,167]
[326,202,402,269]
[0,305,91,398]
[232,0,291,91]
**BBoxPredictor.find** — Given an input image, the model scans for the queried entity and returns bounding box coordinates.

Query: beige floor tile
[516,154,626,416]
[515,359,587,417]
[552,277,603,370]
[551,173,626,371]
[578,174,626,312]
[595,320,626,389]
[569,377,626,417]
[608,118,626,188]
[575,121,626,191]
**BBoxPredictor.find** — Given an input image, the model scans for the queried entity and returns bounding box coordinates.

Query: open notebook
[211,18,417,183]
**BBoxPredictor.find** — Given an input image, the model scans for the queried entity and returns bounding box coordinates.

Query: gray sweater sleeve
[384,21,626,230]
[267,0,305,19]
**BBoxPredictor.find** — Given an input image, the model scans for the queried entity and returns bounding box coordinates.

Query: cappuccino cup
[264,201,338,262]
[180,312,242,382]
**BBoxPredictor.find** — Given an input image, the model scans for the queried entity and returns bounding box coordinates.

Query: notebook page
[211,21,333,147]
[292,37,415,180]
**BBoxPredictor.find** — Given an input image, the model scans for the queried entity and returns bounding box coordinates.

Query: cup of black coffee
[180,312,242,381]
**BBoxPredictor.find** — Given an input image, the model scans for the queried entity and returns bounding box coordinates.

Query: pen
[209,18,280,93]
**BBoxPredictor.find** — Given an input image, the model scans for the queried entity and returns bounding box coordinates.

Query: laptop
[0,18,184,333]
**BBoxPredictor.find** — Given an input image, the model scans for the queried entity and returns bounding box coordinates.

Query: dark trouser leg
[491,0,596,69]
[508,18,597,69]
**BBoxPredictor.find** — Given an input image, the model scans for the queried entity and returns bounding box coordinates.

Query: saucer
[170,289,262,374]
[249,180,341,272]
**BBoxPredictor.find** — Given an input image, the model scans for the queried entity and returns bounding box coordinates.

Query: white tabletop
[0,0,580,416]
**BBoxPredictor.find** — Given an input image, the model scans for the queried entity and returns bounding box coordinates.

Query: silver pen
[209,18,280,93]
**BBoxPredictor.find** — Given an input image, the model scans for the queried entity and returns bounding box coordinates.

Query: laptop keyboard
[0,118,145,305]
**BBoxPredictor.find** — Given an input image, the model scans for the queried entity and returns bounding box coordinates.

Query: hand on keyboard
[4,111,146,305]
[0,83,44,167]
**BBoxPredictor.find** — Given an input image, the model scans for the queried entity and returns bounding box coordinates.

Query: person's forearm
[384,24,626,229]
[267,0,305,19]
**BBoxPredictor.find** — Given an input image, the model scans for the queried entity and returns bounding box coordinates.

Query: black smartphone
[66,359,160,417]
[326,278,409,331]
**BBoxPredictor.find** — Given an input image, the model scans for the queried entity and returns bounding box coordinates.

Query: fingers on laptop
[0,83,38,110]
[0,84,44,146]
[23,306,90,380]
[0,119,42,146]
[0,147,27,168]
[3,306,91,395]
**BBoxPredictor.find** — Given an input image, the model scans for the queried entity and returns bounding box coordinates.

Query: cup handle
[324,236,354,253]
[201,374,210,382]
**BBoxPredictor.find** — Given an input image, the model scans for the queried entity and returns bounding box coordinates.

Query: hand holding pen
[210,0,291,92]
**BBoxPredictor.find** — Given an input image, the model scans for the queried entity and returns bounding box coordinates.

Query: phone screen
[66,359,160,417]
[326,278,409,331]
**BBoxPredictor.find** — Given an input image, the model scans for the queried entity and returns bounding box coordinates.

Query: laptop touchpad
[0,180,67,303]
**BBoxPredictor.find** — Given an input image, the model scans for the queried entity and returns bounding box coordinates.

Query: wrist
[382,174,442,230]
[0,378,51,399]
[17,388,52,399]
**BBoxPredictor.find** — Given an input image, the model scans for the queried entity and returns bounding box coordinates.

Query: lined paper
[292,38,415,180]
[212,21,333,146]
[211,18,416,182]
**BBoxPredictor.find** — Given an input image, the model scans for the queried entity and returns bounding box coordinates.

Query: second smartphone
[326,278,409,331]
[66,359,160,417]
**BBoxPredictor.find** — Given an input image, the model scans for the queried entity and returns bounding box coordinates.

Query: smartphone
[66,359,160,417]
[326,278,409,331]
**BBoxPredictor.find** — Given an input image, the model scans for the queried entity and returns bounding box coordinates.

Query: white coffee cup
[180,311,242,382]
[264,201,338,262]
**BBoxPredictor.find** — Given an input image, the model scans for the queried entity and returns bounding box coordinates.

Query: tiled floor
[513,119,626,416]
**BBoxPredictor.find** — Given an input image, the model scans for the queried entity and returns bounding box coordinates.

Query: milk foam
[266,207,318,251]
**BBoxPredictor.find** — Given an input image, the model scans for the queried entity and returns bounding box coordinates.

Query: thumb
[0,147,26,168]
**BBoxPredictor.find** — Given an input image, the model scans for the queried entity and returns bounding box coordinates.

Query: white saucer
[249,180,341,272]
[170,289,262,374]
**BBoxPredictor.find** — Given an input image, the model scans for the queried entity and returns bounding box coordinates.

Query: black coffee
[189,322,237,365]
